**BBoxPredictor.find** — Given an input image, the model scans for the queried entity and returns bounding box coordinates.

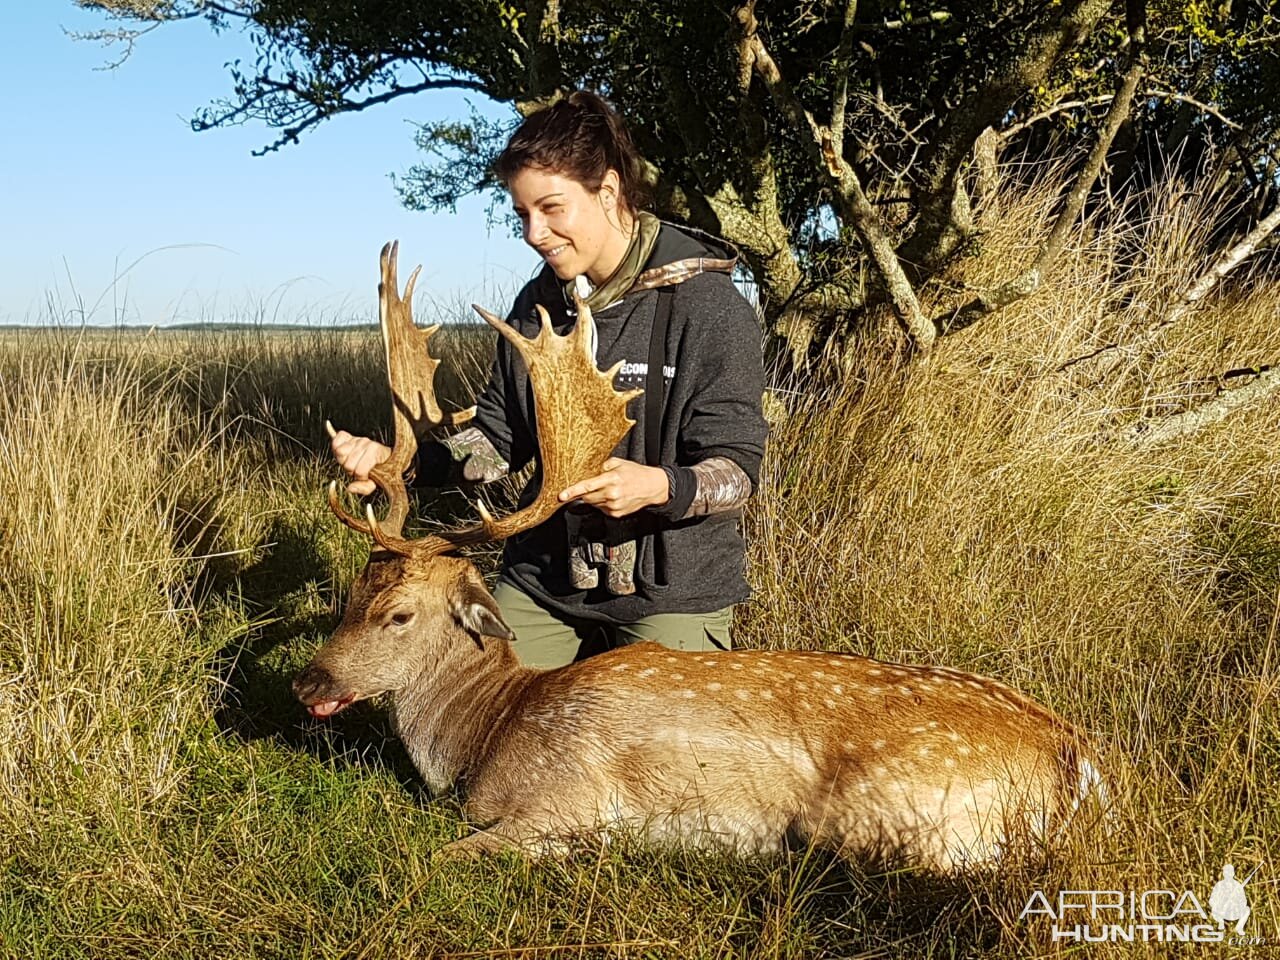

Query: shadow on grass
[199,508,429,797]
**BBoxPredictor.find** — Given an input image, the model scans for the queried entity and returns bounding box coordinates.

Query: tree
[78,0,1280,368]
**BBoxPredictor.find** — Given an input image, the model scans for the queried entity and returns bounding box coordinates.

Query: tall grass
[1,170,1278,957]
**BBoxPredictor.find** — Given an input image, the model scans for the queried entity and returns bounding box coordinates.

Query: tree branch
[1163,204,1280,329]
[1124,365,1280,447]
[1058,201,1280,372]
[829,0,858,159]
[198,73,489,155]
[745,14,932,354]
[902,0,1113,272]
[936,0,1147,335]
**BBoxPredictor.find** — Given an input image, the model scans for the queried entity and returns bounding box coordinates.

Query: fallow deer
[293,242,1105,871]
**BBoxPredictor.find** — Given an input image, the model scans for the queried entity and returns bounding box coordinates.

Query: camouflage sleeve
[440,426,510,483]
[681,456,753,519]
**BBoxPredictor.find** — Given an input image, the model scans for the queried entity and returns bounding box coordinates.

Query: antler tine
[327,241,475,543]
[465,296,643,544]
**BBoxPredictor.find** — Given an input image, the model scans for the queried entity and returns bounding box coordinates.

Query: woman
[331,91,767,668]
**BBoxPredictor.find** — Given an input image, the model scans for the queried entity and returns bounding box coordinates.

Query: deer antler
[330,242,642,560]
[327,241,474,541]
[468,297,642,542]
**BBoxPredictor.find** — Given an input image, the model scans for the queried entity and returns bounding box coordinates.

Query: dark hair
[493,91,650,217]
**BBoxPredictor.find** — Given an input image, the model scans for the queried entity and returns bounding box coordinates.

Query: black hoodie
[431,222,767,623]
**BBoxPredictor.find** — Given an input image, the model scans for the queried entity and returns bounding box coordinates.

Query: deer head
[294,241,641,717]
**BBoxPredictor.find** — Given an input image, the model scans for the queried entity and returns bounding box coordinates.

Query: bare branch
[1124,365,1280,447]
[746,20,932,353]
[1058,201,1280,372]
[1163,203,1280,329]
[201,74,489,156]
[999,96,1114,140]
[936,0,1147,335]
[829,0,858,158]
[1000,88,1244,142]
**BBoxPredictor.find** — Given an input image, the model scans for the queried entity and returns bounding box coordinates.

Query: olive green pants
[492,581,733,669]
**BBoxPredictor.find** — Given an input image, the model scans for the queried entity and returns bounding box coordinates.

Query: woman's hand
[327,420,391,496]
[558,458,670,518]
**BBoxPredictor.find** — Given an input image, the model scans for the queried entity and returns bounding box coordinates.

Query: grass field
[2,173,1279,958]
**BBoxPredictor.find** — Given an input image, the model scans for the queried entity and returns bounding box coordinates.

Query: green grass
[2,172,1279,957]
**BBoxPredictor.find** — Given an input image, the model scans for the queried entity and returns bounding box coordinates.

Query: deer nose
[293,664,334,702]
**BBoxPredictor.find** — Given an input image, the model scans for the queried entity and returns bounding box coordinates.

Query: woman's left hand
[559,458,670,517]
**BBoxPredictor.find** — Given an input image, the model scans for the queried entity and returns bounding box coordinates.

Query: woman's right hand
[326,421,391,496]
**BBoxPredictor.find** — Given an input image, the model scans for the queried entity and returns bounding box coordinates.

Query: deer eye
[389,611,415,627]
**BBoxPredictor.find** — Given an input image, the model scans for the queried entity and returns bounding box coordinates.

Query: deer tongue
[308,697,352,718]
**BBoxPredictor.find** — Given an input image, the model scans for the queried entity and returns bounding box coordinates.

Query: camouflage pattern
[683,456,752,519]
[441,426,510,483]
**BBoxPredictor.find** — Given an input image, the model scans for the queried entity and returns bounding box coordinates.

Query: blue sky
[1,5,534,325]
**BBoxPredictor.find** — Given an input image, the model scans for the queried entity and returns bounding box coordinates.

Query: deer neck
[390,629,534,794]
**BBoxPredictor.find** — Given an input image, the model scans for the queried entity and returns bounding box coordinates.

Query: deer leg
[434,819,578,861]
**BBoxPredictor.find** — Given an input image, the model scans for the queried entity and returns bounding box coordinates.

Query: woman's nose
[524,212,548,245]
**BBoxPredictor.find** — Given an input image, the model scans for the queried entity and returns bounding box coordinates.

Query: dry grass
[2,171,1278,957]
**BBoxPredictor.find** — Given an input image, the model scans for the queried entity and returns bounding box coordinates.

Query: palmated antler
[327,241,474,542]
[329,242,642,560]
[469,298,642,541]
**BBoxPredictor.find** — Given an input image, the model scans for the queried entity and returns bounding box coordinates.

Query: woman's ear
[599,168,621,209]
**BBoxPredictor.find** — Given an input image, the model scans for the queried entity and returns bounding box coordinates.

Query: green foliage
[75,0,1280,362]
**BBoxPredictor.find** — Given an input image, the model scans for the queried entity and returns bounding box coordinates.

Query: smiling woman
[329,90,768,669]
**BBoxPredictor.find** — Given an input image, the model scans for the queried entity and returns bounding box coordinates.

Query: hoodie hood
[545,216,740,312]
[628,220,738,293]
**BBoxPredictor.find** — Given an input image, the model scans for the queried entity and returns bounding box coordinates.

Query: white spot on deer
[958,746,971,756]
[735,689,751,701]
[858,783,870,795]
[671,674,685,681]
[707,682,722,692]
[919,746,932,758]
[612,664,630,672]
[730,663,743,671]
[832,684,844,695]
[639,668,658,678]
[898,686,914,696]
[872,739,886,751]
[759,689,774,701]
[665,657,678,663]
[867,668,883,677]
[823,699,836,709]
[944,757,956,768]
[680,690,696,699]
[910,725,928,734]
[800,700,813,711]
[947,731,960,742]
[928,721,939,730]
[796,681,808,691]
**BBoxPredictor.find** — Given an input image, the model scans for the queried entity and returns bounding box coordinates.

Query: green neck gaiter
[564,211,662,311]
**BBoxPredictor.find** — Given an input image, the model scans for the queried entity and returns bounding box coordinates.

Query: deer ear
[450,576,515,644]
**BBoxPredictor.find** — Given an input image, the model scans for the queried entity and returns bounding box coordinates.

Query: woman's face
[508,166,632,285]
